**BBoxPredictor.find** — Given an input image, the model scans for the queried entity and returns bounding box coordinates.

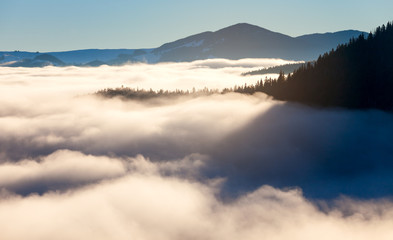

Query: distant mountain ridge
[0,23,366,67]
[4,53,65,67]
[148,24,365,62]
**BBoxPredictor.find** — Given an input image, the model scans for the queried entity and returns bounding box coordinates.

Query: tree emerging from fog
[249,21,393,110]
[95,86,235,100]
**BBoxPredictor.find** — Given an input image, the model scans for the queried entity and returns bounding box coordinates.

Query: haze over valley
[1,57,393,239]
[1,1,393,239]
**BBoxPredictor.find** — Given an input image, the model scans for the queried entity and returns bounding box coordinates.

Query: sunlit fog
[0,59,393,240]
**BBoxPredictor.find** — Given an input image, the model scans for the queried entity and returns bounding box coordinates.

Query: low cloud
[0,150,210,195]
[0,154,392,240]
[0,60,393,239]
[189,58,301,69]
[0,150,127,194]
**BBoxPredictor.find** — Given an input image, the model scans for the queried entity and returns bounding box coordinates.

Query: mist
[0,59,393,239]
[1,154,393,240]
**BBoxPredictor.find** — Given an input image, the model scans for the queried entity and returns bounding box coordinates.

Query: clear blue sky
[1,0,392,52]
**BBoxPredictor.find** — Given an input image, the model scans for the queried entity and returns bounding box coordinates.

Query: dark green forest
[245,21,393,110]
[96,87,228,100]
[241,62,306,76]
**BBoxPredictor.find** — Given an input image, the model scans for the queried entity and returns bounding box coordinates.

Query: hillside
[242,62,307,76]
[4,54,65,67]
[252,22,393,110]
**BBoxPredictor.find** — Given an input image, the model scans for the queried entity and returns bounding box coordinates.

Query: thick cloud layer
[0,59,393,239]
[0,153,393,240]
[0,150,127,194]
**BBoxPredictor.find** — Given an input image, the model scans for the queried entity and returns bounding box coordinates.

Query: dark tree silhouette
[241,62,308,76]
[249,21,393,110]
[95,87,223,100]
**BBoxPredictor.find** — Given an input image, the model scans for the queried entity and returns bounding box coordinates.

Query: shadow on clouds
[208,103,393,199]
[1,62,393,239]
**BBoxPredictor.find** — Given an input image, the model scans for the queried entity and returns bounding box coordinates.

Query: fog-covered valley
[1,59,393,239]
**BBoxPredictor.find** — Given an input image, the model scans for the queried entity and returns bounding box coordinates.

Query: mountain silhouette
[0,23,366,66]
[144,23,365,62]
[4,53,65,67]
[34,54,65,65]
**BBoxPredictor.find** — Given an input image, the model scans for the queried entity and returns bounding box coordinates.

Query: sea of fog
[0,59,393,240]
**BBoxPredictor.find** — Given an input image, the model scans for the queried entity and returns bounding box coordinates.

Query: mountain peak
[215,23,272,34]
[34,54,65,65]
[222,23,261,29]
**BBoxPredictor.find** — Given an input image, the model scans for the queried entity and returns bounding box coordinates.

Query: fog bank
[0,59,392,239]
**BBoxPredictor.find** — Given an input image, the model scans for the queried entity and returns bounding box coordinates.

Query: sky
[1,0,392,52]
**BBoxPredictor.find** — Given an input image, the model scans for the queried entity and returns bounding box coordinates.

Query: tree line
[95,86,230,100]
[249,21,393,110]
[241,62,306,76]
